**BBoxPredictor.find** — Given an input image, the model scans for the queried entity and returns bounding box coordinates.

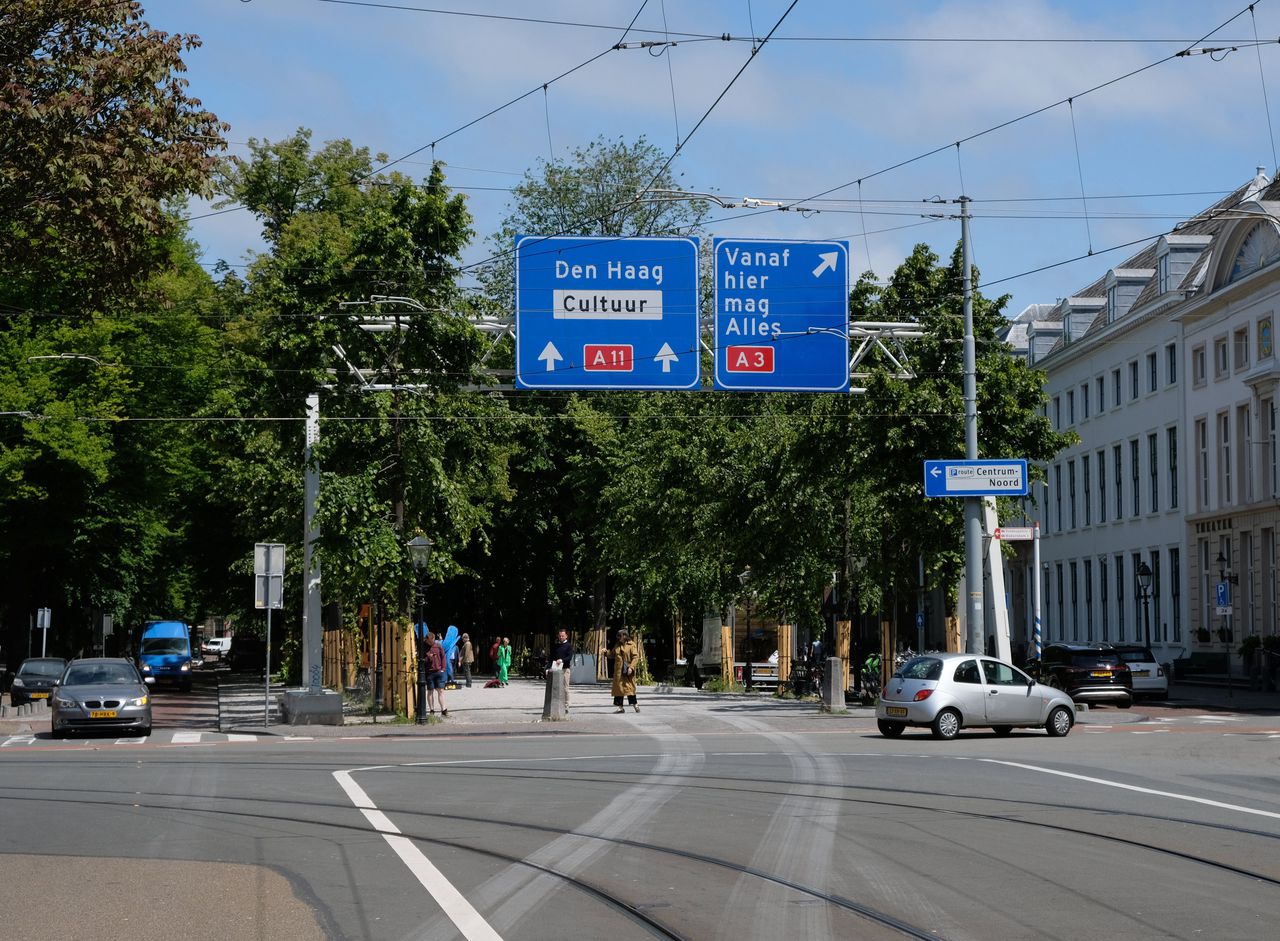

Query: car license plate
[1132,669,1149,677]
[30,692,49,699]
[1090,670,1112,678]
[885,706,908,717]
[89,710,118,719]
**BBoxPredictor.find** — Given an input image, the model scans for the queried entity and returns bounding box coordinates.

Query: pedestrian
[459,633,474,687]
[611,628,641,713]
[424,631,448,717]
[496,636,512,686]
[547,628,574,714]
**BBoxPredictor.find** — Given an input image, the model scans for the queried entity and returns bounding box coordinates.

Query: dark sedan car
[1026,643,1132,707]
[51,658,154,738]
[9,657,67,706]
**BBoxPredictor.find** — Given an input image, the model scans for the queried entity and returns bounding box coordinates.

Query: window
[1151,551,1162,643]
[1158,252,1170,293]
[1201,540,1212,642]
[1068,459,1077,528]
[1097,449,1107,522]
[1067,389,1075,425]
[1080,384,1090,420]
[1054,396,1061,430]
[1220,412,1232,504]
[1234,326,1250,370]
[1264,532,1275,652]
[1240,404,1253,503]
[1215,337,1229,378]
[1196,418,1209,509]
[1148,433,1159,513]
[1261,316,1274,359]
[1100,556,1109,641]
[1070,561,1079,642]
[1271,401,1278,498]
[1113,368,1122,405]
[954,660,981,684]
[1170,547,1181,643]
[1131,439,1140,517]
[1084,559,1094,642]
[982,660,1028,686]
[1167,343,1178,384]
[1168,427,1179,509]
[1129,360,1140,399]
[1056,563,1064,642]
[1097,376,1105,411]
[1108,283,1118,318]
[1192,345,1206,384]
[1243,533,1255,641]
[1133,551,1145,644]
[1082,455,1091,526]
[1114,444,1124,519]
[1115,554,1126,642]
[1147,352,1158,393]
[1054,464,1063,533]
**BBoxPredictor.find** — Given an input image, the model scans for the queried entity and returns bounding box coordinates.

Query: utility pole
[960,196,984,655]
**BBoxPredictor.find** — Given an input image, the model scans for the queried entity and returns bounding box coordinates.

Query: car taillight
[913,689,933,701]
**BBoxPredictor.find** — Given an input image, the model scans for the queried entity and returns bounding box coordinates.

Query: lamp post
[737,566,752,691]
[408,535,434,724]
[1136,561,1153,650]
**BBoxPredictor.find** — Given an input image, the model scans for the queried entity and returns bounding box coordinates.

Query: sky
[146,0,1280,318]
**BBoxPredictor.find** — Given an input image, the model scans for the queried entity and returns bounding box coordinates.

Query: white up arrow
[812,251,838,277]
[538,341,563,371]
[654,342,678,373]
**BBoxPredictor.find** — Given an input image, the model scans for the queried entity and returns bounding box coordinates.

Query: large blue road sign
[713,238,849,392]
[515,235,700,390]
[923,459,1029,497]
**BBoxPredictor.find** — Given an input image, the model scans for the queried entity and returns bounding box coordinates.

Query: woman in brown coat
[611,629,641,713]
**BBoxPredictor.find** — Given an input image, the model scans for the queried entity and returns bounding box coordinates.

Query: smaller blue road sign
[923,459,1029,497]
[713,238,849,392]
[1215,582,1230,609]
[515,235,699,390]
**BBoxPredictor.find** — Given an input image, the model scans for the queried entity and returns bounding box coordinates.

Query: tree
[0,0,227,309]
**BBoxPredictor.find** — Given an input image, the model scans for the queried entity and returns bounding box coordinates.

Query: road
[2,682,1279,940]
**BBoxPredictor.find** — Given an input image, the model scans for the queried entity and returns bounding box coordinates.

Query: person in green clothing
[496,636,513,686]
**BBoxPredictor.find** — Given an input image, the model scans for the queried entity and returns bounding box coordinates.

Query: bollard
[542,666,566,721]
[821,656,844,712]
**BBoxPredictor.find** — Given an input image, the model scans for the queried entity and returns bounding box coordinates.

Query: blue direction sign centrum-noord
[923,459,1029,497]
[714,238,849,392]
[515,235,700,390]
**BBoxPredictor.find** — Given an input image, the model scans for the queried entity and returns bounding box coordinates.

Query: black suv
[1027,643,1132,708]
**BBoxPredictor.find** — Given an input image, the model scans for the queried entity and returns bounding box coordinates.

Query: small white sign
[993,527,1035,541]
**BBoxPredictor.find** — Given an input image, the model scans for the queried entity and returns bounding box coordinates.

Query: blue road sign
[713,238,849,392]
[1216,581,1230,608]
[923,459,1029,497]
[515,235,700,390]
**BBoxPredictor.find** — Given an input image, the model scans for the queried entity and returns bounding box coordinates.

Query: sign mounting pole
[959,196,984,655]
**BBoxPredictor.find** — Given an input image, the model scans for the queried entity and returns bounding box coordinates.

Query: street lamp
[408,535,434,724]
[1135,561,1153,650]
[737,566,752,691]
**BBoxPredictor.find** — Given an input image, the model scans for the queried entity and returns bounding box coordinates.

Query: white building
[1006,169,1280,671]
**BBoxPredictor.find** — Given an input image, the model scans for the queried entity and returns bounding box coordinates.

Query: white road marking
[333,770,503,941]
[171,731,203,744]
[226,733,258,743]
[981,758,1280,820]
[115,737,146,745]
[1,735,35,747]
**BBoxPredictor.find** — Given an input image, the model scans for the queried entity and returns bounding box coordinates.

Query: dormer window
[1229,223,1280,284]
[1157,252,1170,294]
[1107,284,1118,318]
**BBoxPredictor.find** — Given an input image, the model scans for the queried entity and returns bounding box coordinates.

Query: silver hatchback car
[876,652,1076,739]
[51,658,154,738]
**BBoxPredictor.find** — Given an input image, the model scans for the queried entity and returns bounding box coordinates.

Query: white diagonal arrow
[812,251,838,277]
[654,342,678,373]
[538,341,563,372]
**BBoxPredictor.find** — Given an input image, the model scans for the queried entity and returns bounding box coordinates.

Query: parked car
[50,658,153,738]
[1112,645,1168,700]
[227,635,267,673]
[1026,643,1133,708]
[201,636,232,658]
[876,652,1076,740]
[9,657,67,706]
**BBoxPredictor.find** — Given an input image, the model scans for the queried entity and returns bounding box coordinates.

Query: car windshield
[19,659,65,678]
[142,637,188,655]
[1115,649,1154,663]
[895,657,943,681]
[1069,651,1122,668]
[63,663,140,685]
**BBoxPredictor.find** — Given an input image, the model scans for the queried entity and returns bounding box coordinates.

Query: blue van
[138,620,193,691]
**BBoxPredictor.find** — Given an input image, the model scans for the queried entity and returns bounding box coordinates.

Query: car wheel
[179,681,192,693]
[1045,705,1073,737]
[931,708,961,740]
[50,728,65,740]
[992,725,1013,736]
[140,726,152,737]
[877,719,905,737]
[1118,697,1132,709]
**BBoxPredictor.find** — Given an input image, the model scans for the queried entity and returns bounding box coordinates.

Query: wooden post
[946,615,962,653]
[778,623,792,687]
[835,618,852,693]
[720,622,733,684]
[881,619,893,690]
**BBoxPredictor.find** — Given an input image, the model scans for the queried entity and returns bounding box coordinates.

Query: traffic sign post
[514,235,700,390]
[713,238,850,392]
[1215,581,1230,616]
[254,542,285,727]
[923,459,1029,497]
